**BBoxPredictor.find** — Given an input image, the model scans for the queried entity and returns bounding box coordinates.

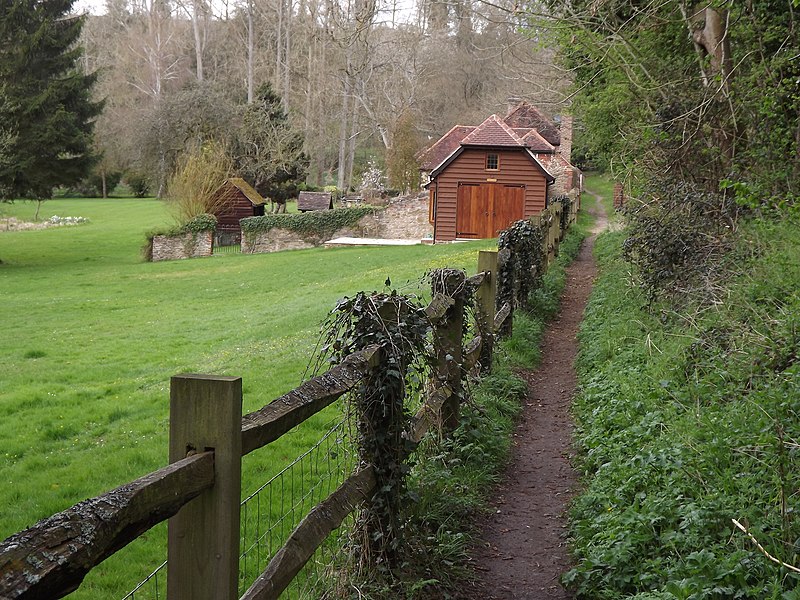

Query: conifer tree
[0,0,102,200]
[234,83,308,206]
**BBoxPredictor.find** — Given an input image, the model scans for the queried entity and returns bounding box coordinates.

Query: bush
[621,179,742,306]
[70,170,123,197]
[125,171,151,198]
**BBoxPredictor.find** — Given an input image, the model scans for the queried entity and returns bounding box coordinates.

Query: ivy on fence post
[476,251,498,375]
[430,269,467,431]
[319,292,430,572]
[496,219,546,337]
[495,245,514,338]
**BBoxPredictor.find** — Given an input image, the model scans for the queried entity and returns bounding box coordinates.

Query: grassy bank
[0,198,494,597]
[567,212,800,597]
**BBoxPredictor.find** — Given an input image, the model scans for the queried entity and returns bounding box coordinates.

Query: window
[486,153,499,170]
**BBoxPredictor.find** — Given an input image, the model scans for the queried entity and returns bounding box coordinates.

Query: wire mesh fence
[120,560,167,600]
[120,416,357,600]
[238,417,357,597]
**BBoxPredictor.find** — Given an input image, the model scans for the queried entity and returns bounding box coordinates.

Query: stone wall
[151,231,213,261]
[241,220,377,253]
[241,228,319,253]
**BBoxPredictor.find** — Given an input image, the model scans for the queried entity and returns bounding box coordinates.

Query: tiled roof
[520,129,555,153]
[461,114,526,147]
[504,103,561,146]
[417,125,475,171]
[226,177,266,206]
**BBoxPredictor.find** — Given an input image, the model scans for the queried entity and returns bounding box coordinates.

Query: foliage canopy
[0,0,101,200]
[233,83,309,203]
[546,1,799,205]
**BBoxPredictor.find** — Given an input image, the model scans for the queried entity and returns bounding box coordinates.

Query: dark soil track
[457,200,605,599]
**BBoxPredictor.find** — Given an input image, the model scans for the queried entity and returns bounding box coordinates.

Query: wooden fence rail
[0,196,577,600]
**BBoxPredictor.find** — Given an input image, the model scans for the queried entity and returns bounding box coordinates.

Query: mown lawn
[0,198,494,597]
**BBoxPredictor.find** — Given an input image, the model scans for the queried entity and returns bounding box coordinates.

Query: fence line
[0,196,577,600]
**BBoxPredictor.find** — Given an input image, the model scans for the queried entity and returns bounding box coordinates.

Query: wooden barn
[210,178,266,244]
[423,114,555,242]
[297,191,333,212]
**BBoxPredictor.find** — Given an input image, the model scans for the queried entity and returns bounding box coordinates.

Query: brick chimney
[558,114,573,164]
[506,96,522,116]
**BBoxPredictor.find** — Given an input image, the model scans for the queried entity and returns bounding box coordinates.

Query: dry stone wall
[241,198,433,254]
[151,231,213,261]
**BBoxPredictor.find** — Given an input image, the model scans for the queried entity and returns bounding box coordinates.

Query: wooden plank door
[456,183,487,238]
[489,184,525,237]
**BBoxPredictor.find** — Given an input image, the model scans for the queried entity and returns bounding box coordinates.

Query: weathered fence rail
[0,197,576,600]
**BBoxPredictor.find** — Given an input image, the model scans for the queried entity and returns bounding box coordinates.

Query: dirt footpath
[457,199,606,599]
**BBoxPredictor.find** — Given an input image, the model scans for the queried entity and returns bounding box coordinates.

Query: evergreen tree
[234,83,308,205]
[0,0,102,200]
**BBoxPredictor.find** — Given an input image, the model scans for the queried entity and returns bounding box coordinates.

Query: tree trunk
[192,0,204,81]
[247,0,254,103]
[336,67,350,190]
[345,87,359,190]
[282,0,291,110]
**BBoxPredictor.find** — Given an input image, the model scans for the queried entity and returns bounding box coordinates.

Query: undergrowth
[342,225,588,598]
[566,218,800,599]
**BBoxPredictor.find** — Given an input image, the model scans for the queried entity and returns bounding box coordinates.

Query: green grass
[0,198,494,598]
[583,171,615,215]
[566,209,800,597]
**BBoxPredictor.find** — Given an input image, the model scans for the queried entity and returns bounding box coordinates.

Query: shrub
[70,170,123,197]
[621,179,742,306]
[125,171,151,198]
[167,140,232,223]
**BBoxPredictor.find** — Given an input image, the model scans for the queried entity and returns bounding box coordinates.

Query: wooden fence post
[168,374,242,600]
[495,246,513,338]
[355,298,408,566]
[476,251,497,375]
[432,269,466,430]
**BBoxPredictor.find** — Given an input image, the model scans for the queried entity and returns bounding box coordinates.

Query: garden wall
[151,231,213,262]
[240,209,382,254]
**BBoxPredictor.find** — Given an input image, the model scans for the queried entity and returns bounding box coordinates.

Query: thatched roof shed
[210,178,266,239]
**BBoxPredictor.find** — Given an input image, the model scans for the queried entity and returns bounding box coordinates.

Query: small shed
[297,191,333,212]
[210,178,266,243]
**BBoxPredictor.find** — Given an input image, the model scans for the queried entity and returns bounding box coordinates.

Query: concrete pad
[324,237,422,247]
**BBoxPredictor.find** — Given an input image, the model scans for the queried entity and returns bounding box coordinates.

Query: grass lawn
[0,197,494,598]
